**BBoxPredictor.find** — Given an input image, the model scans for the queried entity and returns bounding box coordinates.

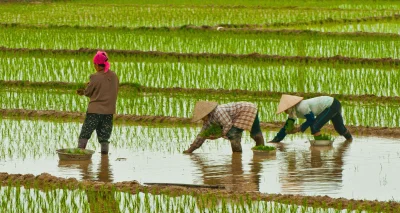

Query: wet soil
[1,172,399,212]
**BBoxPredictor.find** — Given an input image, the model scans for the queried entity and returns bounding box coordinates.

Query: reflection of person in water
[59,156,119,212]
[85,155,120,213]
[280,141,352,194]
[189,153,274,192]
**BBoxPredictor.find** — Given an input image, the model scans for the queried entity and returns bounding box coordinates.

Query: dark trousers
[79,113,113,143]
[226,113,262,140]
[311,98,348,135]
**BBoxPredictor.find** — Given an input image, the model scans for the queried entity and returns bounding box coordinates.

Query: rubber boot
[101,143,109,155]
[343,130,353,142]
[251,133,265,146]
[230,138,242,152]
[78,139,88,149]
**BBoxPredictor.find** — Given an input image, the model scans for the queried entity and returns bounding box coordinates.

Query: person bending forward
[183,101,265,153]
[269,95,352,143]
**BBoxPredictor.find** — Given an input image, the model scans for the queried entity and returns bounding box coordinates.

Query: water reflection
[58,155,119,213]
[190,152,276,192]
[280,141,351,195]
[58,155,114,182]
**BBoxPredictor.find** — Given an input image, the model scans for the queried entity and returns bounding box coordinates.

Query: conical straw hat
[192,101,218,122]
[276,95,303,114]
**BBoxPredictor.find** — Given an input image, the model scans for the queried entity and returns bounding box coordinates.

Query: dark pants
[226,113,262,140]
[311,98,348,135]
[79,113,113,143]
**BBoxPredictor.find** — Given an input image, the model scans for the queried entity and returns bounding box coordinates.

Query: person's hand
[183,149,193,154]
[268,137,281,143]
[76,89,84,96]
[286,126,300,134]
[207,135,219,140]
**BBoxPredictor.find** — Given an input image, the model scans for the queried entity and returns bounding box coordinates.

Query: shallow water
[1,119,400,201]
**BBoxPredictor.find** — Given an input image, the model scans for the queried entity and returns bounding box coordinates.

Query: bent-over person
[76,51,119,154]
[269,95,352,143]
[183,101,265,153]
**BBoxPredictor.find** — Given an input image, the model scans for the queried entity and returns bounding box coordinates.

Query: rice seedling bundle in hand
[199,123,223,138]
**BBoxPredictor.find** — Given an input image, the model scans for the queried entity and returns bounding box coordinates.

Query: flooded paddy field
[1,118,400,202]
[2,0,400,211]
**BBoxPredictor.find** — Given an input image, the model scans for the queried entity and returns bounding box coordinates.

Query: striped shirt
[189,102,257,149]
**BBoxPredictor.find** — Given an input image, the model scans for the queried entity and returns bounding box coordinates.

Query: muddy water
[2,137,400,202]
[1,119,400,201]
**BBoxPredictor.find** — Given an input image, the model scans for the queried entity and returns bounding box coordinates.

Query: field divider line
[1,14,400,33]
[2,80,400,103]
[1,46,400,65]
[1,108,400,138]
[0,172,400,212]
[0,172,398,211]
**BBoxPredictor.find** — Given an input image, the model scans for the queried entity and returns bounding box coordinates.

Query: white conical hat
[276,94,303,114]
[191,101,218,122]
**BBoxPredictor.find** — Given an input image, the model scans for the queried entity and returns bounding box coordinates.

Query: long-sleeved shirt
[288,96,334,120]
[189,102,257,150]
[84,71,119,114]
[273,96,334,141]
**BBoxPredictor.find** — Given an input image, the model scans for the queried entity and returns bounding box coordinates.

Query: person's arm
[84,75,97,97]
[300,112,315,132]
[270,118,295,142]
[116,75,119,94]
[183,122,210,153]
[214,109,233,137]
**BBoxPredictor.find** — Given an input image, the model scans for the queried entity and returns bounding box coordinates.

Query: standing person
[76,51,119,154]
[269,95,352,143]
[183,101,265,153]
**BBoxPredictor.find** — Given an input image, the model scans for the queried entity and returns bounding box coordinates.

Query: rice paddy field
[1,0,400,212]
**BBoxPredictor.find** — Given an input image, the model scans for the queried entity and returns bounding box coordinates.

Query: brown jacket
[84,71,119,114]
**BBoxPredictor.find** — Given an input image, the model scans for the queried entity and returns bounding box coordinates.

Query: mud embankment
[1,47,400,66]
[2,80,400,103]
[1,14,399,34]
[3,109,400,138]
[0,172,398,212]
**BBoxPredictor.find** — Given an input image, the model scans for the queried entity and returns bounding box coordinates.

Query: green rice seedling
[306,20,400,34]
[0,3,398,28]
[313,134,333,141]
[2,53,399,97]
[64,148,88,155]
[199,123,223,137]
[0,26,399,59]
[2,87,399,128]
[251,145,276,151]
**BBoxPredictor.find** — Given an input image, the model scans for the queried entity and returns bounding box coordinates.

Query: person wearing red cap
[269,95,352,143]
[76,51,119,154]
